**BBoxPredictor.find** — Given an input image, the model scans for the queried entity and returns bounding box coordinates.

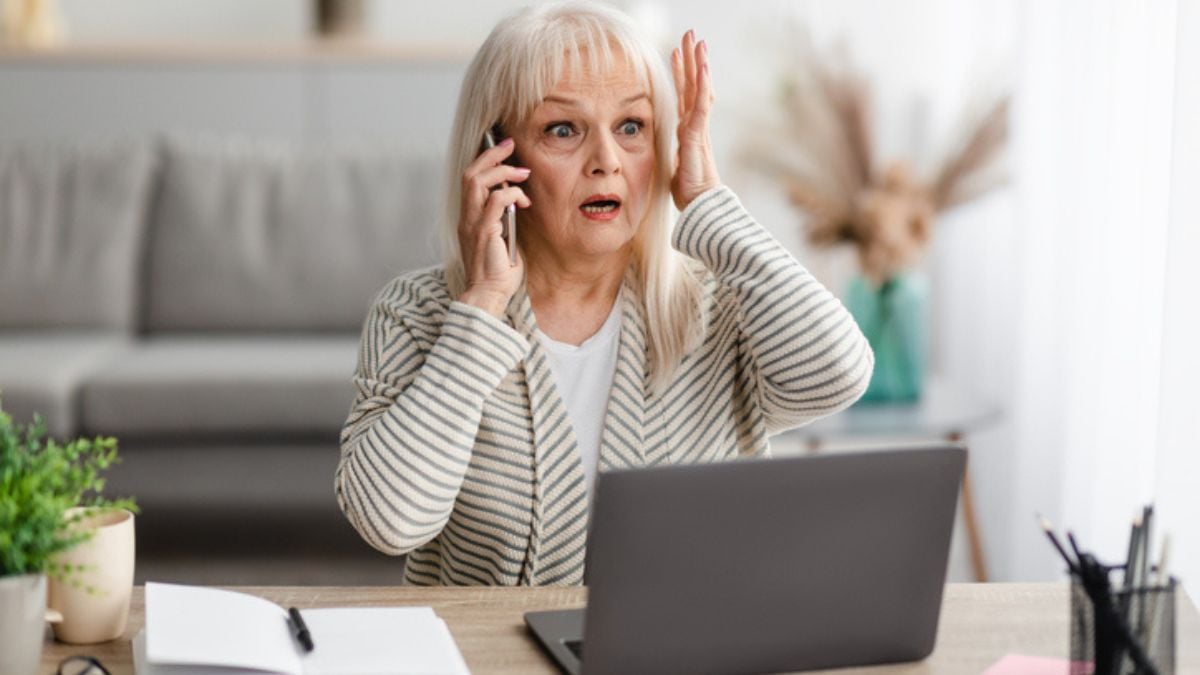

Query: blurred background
[0,0,1196,589]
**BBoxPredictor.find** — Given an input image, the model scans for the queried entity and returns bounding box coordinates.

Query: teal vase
[845,272,929,403]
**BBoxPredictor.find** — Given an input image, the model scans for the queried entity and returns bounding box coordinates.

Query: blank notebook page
[299,607,470,675]
[146,583,299,674]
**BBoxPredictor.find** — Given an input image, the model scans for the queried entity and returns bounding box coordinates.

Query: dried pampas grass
[738,31,1009,285]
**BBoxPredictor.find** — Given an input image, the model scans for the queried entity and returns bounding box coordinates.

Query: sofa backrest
[143,135,443,334]
[0,139,157,332]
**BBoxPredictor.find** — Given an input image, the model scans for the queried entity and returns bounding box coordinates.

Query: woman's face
[511,52,656,262]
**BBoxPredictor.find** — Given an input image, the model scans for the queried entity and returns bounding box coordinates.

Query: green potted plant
[0,396,136,675]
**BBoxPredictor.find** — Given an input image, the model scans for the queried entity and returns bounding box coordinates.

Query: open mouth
[580,194,622,217]
[581,201,619,213]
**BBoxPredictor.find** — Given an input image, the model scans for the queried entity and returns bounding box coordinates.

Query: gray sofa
[0,136,442,578]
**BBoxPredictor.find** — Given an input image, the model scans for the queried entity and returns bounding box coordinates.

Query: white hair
[441,0,705,395]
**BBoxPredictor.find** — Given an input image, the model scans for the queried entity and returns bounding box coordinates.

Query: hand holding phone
[481,126,518,266]
[456,125,531,317]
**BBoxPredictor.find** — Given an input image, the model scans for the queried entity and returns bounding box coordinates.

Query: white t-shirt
[533,300,622,501]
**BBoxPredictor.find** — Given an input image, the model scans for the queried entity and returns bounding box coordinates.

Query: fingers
[476,164,531,193]
[479,185,530,227]
[464,137,517,185]
[670,47,686,120]
[682,30,697,118]
[692,41,713,129]
[462,140,528,213]
[673,30,714,127]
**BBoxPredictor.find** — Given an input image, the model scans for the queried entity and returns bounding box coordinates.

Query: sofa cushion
[0,140,157,331]
[144,136,441,333]
[80,335,358,438]
[0,333,133,438]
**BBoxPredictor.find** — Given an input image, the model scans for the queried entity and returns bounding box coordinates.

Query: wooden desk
[41,583,1200,674]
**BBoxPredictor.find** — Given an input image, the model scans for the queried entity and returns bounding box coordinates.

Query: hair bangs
[504,11,652,132]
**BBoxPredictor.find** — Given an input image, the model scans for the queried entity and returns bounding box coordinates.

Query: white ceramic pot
[47,507,136,644]
[0,573,47,675]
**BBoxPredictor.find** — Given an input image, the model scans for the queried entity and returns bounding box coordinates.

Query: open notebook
[133,582,470,675]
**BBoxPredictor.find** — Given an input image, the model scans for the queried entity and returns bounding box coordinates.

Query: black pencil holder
[1070,577,1177,675]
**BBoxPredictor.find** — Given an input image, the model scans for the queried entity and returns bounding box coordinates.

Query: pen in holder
[1041,506,1179,675]
[1070,576,1176,675]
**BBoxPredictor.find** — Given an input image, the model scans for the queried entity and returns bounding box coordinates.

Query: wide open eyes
[542,118,648,148]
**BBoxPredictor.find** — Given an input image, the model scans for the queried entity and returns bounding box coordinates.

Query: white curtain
[1152,0,1200,592]
[937,0,1197,581]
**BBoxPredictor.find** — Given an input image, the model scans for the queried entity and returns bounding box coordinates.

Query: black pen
[288,607,314,652]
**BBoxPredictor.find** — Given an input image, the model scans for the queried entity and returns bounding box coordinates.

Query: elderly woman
[336,0,873,586]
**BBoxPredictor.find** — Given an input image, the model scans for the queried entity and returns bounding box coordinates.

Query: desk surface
[41,583,1200,674]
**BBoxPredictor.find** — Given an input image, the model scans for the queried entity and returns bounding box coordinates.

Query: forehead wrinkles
[541,63,650,117]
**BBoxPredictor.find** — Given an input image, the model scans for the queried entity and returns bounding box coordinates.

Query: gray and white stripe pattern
[335,185,874,586]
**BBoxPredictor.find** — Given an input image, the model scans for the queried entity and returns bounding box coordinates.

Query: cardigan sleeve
[673,185,874,434]
[335,281,530,556]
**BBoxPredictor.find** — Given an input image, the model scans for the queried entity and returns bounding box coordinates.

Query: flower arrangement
[739,38,1009,285]
[738,34,1008,402]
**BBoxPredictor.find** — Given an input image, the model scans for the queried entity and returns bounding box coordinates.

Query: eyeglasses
[56,655,111,675]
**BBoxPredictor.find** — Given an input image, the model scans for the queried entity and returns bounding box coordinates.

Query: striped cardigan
[335,185,874,586]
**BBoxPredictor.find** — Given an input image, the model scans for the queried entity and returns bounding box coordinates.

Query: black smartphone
[480,124,517,266]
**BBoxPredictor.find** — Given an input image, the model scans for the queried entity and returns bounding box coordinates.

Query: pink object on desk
[982,654,1095,675]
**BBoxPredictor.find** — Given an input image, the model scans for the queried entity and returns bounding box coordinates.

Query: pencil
[1066,530,1083,561]
[1123,514,1143,591]
[1154,534,1171,587]
[1038,514,1078,574]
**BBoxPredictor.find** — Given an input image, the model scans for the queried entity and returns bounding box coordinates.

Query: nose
[585,129,621,177]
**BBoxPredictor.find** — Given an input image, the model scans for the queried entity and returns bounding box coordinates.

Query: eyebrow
[542,93,650,107]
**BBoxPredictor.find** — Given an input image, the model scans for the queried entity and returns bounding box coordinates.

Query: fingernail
[515,167,531,175]
[700,40,707,51]
[501,137,514,146]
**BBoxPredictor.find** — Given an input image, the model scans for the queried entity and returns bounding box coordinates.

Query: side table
[776,375,1003,582]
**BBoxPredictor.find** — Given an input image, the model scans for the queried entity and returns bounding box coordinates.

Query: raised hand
[669,29,722,211]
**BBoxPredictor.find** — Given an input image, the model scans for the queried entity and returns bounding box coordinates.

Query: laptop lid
[579,444,965,675]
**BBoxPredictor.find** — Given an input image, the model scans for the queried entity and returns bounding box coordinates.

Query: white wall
[56,0,308,41]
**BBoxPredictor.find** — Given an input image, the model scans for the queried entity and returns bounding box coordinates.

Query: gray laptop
[524,444,965,675]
